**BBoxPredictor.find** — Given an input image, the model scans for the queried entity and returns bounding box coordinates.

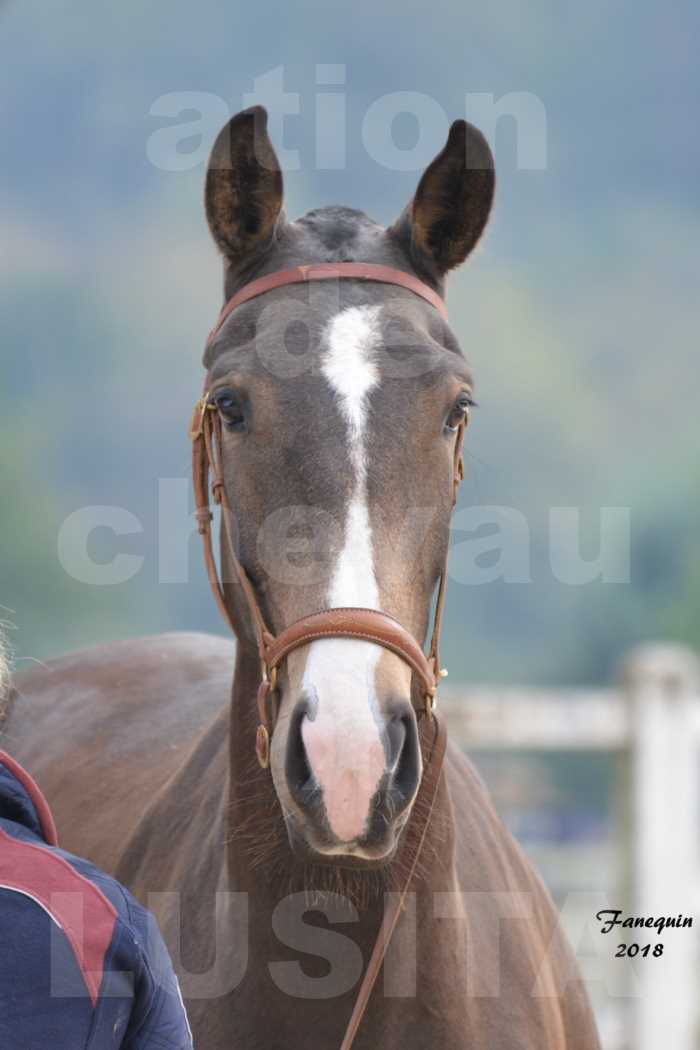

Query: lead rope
[338,714,448,1050]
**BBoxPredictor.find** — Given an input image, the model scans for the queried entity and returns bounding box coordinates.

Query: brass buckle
[188,393,214,440]
[262,663,278,693]
[256,664,278,769]
[424,668,448,719]
[256,724,270,769]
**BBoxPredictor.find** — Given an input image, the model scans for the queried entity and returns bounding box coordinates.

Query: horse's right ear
[205,106,285,267]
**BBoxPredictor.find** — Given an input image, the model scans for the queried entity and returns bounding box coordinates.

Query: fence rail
[440,643,700,1050]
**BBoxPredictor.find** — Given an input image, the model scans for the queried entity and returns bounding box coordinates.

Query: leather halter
[190,260,466,1049]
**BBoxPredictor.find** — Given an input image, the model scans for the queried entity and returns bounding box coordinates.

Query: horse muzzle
[281,695,421,862]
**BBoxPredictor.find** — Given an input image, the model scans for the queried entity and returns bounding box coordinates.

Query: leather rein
[190,261,466,1049]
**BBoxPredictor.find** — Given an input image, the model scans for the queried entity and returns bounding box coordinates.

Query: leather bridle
[190,261,466,1049]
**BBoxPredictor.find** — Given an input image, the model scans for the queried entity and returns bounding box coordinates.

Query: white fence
[440,643,700,1050]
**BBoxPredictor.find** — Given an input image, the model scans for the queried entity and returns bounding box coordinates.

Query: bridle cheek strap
[191,397,466,766]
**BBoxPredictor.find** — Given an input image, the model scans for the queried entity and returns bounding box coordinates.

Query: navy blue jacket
[0,751,193,1049]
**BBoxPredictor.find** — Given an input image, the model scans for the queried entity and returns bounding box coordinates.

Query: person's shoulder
[55,846,193,1048]
[0,818,127,995]
[0,821,192,1047]
[0,756,192,1046]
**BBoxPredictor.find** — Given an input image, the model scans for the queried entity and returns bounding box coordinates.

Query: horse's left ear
[391,119,495,277]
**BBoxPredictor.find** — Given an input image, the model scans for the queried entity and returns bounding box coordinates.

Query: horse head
[200,105,494,865]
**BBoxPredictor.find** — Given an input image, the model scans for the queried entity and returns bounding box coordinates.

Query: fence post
[622,643,700,1050]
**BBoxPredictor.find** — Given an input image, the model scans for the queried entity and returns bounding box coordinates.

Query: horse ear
[391,119,495,277]
[205,105,285,266]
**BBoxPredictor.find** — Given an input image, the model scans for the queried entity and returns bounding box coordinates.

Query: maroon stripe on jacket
[0,826,118,1005]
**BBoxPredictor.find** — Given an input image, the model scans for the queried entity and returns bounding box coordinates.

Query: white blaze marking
[301,305,386,843]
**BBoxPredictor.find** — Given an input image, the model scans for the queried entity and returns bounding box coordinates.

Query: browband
[206,261,447,349]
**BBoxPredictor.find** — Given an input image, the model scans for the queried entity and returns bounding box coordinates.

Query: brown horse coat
[6,634,600,1049]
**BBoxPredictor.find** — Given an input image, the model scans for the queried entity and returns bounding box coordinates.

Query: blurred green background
[1,0,698,685]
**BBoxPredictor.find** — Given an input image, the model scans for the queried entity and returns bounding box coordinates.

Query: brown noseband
[191,262,466,1049]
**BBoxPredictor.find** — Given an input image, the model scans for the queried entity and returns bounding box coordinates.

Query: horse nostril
[385,714,407,772]
[285,705,314,805]
[386,708,421,805]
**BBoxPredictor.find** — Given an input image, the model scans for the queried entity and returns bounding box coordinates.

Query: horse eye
[445,395,474,433]
[212,390,245,430]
